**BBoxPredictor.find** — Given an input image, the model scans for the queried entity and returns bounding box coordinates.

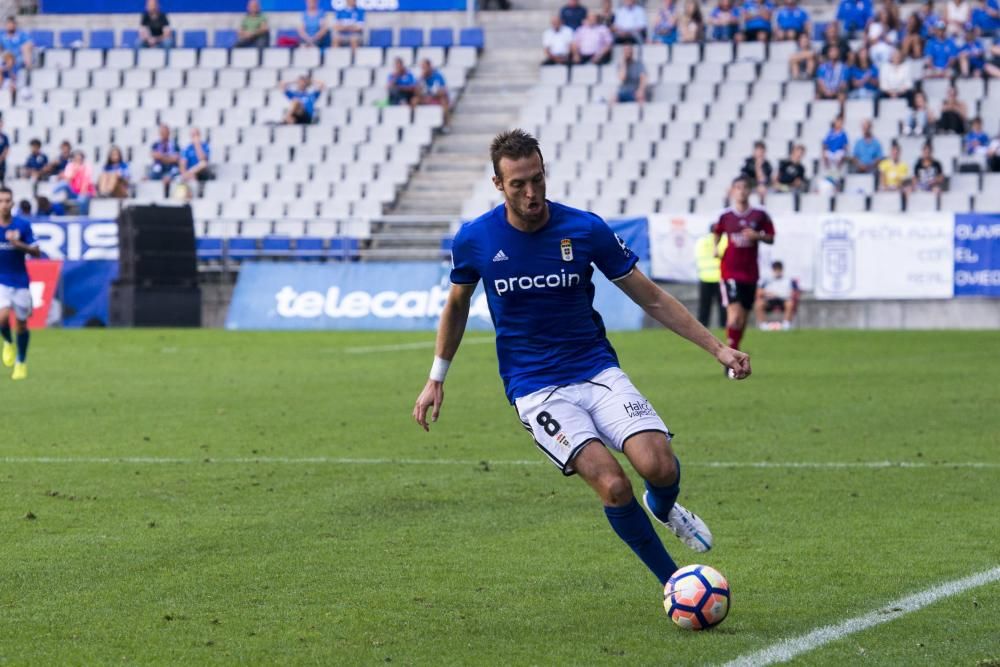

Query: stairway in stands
[365,45,540,261]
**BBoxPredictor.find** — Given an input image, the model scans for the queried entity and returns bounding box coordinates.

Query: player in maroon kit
[712,176,775,353]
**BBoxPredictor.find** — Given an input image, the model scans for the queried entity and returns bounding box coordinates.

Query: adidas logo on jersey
[492,249,509,262]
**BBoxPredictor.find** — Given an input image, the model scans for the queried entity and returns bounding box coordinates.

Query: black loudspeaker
[111,204,202,327]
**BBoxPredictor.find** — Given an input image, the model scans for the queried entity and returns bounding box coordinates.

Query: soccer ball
[664,564,730,630]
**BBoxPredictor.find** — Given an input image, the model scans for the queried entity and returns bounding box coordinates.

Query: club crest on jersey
[560,238,573,262]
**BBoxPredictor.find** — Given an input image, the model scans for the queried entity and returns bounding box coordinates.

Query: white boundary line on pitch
[722,565,1000,667]
[344,338,494,354]
[0,458,998,468]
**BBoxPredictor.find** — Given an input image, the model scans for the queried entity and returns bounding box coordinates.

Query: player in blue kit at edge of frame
[0,187,41,381]
[413,130,751,589]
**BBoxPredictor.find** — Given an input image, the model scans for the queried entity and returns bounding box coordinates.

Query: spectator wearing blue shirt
[148,124,181,189]
[415,58,450,124]
[851,120,884,173]
[918,0,942,36]
[0,16,33,70]
[39,140,71,181]
[281,75,325,125]
[653,0,681,44]
[298,0,331,49]
[924,21,958,77]
[0,52,18,103]
[560,0,588,30]
[178,129,212,199]
[774,0,810,40]
[822,116,850,179]
[17,139,47,182]
[964,117,991,157]
[971,0,999,36]
[957,26,986,76]
[709,0,742,41]
[742,0,774,41]
[816,44,848,101]
[333,0,365,49]
[387,57,418,105]
[847,48,879,99]
[837,0,872,36]
[98,146,131,199]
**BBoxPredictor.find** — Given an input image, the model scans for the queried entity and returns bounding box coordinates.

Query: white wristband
[429,356,450,382]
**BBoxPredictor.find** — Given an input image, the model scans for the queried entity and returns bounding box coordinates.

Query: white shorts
[514,367,670,476]
[0,284,32,321]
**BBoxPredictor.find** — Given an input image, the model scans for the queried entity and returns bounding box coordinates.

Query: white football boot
[643,492,713,553]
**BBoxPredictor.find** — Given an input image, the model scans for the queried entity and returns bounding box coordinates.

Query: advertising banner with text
[953,214,1000,297]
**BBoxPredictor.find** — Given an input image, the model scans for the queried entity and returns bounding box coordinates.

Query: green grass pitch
[3,328,999,665]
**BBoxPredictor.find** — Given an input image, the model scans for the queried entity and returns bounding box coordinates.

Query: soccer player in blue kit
[413,130,752,588]
[0,186,40,380]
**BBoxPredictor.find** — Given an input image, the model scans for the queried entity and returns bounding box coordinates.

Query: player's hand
[717,346,751,380]
[5,229,19,242]
[413,379,444,432]
[742,229,761,242]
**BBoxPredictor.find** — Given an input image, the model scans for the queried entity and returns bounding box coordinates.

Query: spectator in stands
[571,12,613,65]
[821,115,849,183]
[139,0,173,49]
[97,146,130,199]
[815,45,848,101]
[615,45,648,105]
[865,7,889,45]
[917,0,943,35]
[822,21,850,61]
[178,129,212,198]
[988,132,1000,171]
[869,27,897,67]
[900,13,926,58]
[387,57,418,105]
[415,59,450,124]
[937,85,968,134]
[964,117,991,161]
[883,0,903,32]
[755,261,798,330]
[0,16,32,70]
[653,0,682,44]
[17,139,47,183]
[542,14,575,65]
[53,150,95,214]
[987,41,1000,77]
[281,75,325,125]
[17,199,30,216]
[333,0,365,49]
[851,119,884,173]
[945,0,971,34]
[957,25,986,76]
[837,0,873,37]
[775,144,809,193]
[788,32,817,78]
[741,0,775,42]
[148,124,181,186]
[560,0,588,30]
[879,49,914,101]
[679,0,705,42]
[709,0,742,41]
[237,0,270,49]
[740,141,773,200]
[774,0,811,40]
[299,0,331,48]
[847,48,880,99]
[906,90,936,135]
[878,141,912,191]
[0,52,17,102]
[924,21,958,77]
[595,0,615,27]
[0,118,7,186]
[913,141,945,193]
[612,0,649,44]
[971,0,999,37]
[39,140,71,180]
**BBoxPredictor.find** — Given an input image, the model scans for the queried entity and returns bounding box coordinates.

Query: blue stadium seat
[30,30,54,49]
[227,238,259,261]
[368,28,392,48]
[183,30,208,49]
[295,237,326,260]
[399,28,424,48]
[214,29,238,49]
[196,238,224,262]
[60,30,84,48]
[459,27,484,49]
[89,29,115,49]
[328,237,361,261]
[121,29,140,48]
[429,28,454,48]
[261,236,293,258]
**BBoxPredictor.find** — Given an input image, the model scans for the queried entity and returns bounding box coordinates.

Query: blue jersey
[0,215,35,289]
[775,6,809,31]
[285,88,321,116]
[334,7,365,25]
[450,201,639,403]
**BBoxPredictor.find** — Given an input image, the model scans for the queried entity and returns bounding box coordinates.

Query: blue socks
[15,330,28,363]
[604,497,678,585]
[0,324,10,344]
[644,456,681,523]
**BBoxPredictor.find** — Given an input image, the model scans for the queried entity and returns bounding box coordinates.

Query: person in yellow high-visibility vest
[695,226,726,328]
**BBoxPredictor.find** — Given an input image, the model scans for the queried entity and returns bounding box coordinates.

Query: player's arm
[5,230,41,258]
[615,267,751,378]
[413,282,476,431]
